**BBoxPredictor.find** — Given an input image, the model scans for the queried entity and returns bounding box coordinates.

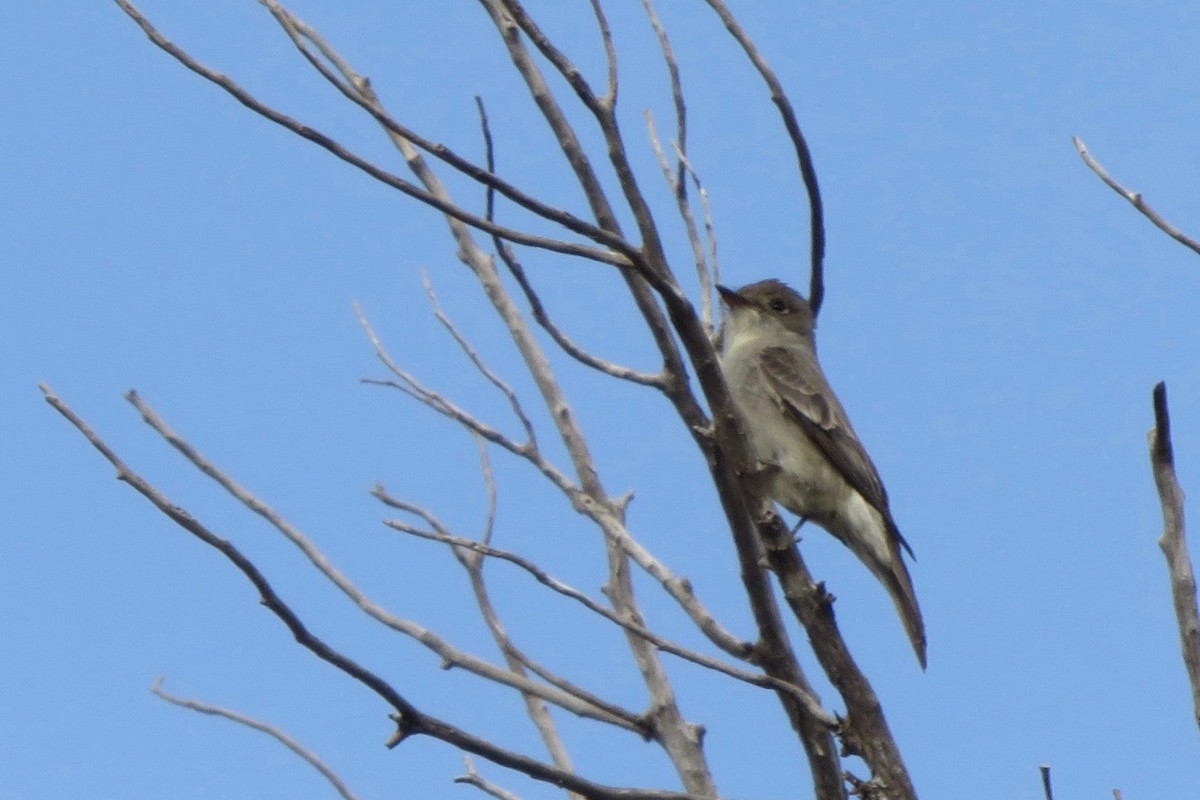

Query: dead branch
[375,484,832,724]
[151,678,362,800]
[258,0,639,263]
[1040,764,1053,800]
[756,513,913,798]
[40,383,695,800]
[645,111,715,331]
[112,0,632,269]
[120,386,642,732]
[1148,382,1200,733]
[1073,136,1200,257]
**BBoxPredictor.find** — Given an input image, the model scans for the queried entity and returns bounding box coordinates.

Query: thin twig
[152,678,362,800]
[1073,136,1200,257]
[644,110,713,331]
[587,0,619,106]
[421,272,538,449]
[1148,382,1200,733]
[454,441,596,794]
[673,144,720,321]
[639,0,687,194]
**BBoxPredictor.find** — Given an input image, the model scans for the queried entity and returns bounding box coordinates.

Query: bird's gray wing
[759,346,913,555]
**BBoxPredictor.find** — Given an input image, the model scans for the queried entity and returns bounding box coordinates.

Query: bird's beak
[716,285,750,308]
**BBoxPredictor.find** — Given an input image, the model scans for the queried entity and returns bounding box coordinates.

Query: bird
[716,279,926,667]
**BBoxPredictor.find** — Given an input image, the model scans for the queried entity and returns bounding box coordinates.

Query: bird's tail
[877,546,927,669]
[828,510,927,668]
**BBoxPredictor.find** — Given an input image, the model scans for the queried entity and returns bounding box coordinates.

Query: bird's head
[717,279,815,338]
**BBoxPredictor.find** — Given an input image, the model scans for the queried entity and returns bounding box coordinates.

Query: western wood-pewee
[717,279,926,667]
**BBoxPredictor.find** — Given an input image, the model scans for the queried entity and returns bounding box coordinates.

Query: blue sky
[5,1,1200,798]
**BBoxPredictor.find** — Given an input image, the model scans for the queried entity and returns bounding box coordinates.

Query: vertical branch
[1148,382,1200,733]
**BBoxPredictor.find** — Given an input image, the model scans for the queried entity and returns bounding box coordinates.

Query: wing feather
[759,346,913,557]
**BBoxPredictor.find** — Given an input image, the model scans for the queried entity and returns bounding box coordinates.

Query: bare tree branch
[455,440,590,800]
[96,4,922,797]
[373,486,648,736]
[40,383,696,800]
[474,98,666,389]
[1073,136,1200,257]
[257,0,639,263]
[357,302,753,668]
[639,0,688,193]
[151,678,362,800]
[756,512,912,798]
[476,0,708,443]
[111,0,631,269]
[119,384,644,732]
[375,485,832,725]
[420,273,539,449]
[1148,382,1200,733]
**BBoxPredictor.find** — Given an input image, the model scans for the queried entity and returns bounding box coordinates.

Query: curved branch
[700,0,826,315]
[475,98,666,389]
[151,678,362,800]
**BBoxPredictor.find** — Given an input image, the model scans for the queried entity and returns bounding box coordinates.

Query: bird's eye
[769,298,788,313]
